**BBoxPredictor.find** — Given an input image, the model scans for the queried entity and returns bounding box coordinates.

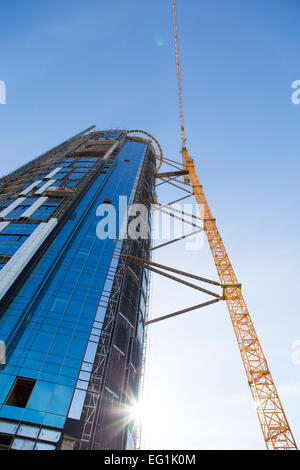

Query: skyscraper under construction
[0,127,155,450]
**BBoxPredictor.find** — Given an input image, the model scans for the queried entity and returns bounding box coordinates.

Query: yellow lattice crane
[170,0,297,450]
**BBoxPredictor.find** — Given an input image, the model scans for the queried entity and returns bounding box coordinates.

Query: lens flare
[128,401,144,425]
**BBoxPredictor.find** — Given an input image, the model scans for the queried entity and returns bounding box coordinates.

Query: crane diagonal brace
[156,175,183,188]
[151,229,202,251]
[156,170,189,178]
[146,298,220,326]
[153,201,203,222]
[167,194,193,205]
[155,174,192,194]
[157,207,202,230]
[126,255,221,288]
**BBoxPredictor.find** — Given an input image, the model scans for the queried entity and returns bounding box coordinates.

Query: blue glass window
[30,200,59,220]
[64,181,77,188]
[0,199,10,209]
[74,162,95,168]
[3,224,38,235]
[142,271,147,297]
[69,171,88,180]
[55,162,71,168]
[137,311,144,343]
[54,169,72,179]
[0,224,38,255]
[139,291,146,317]
[78,158,97,162]
[6,199,38,219]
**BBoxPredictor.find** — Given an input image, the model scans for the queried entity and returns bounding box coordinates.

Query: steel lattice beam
[185,157,297,449]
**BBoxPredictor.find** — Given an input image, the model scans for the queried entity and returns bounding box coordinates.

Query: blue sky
[1,0,300,449]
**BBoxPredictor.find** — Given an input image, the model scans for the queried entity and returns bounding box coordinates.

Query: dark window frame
[5,377,36,408]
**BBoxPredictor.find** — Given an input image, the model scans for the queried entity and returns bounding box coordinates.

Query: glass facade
[0,128,155,450]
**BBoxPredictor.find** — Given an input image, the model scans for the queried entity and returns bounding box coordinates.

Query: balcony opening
[5,377,36,408]
[0,434,13,450]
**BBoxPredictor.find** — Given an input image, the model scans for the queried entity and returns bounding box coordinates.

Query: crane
[170,0,297,450]
[171,0,189,184]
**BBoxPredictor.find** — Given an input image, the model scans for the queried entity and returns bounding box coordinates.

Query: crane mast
[171,0,186,151]
[171,0,189,183]
[170,0,297,450]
